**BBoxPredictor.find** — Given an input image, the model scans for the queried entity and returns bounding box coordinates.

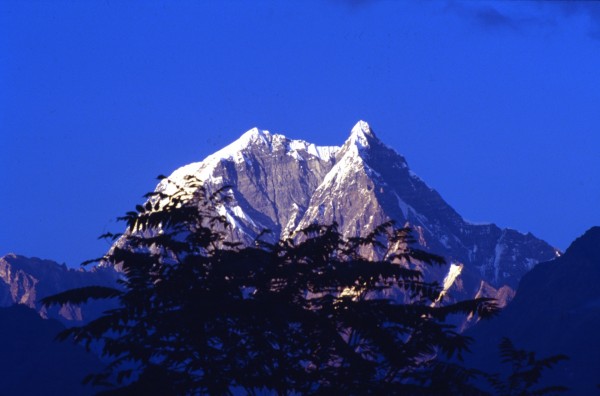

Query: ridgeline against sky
[2,1,599,266]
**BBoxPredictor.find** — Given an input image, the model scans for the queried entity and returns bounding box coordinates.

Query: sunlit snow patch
[432,263,463,306]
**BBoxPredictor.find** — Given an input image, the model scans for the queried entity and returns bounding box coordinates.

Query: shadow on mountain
[465,226,600,394]
[0,304,104,396]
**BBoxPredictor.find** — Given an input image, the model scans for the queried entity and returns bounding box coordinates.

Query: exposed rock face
[155,121,558,306]
[158,127,339,243]
[465,226,600,394]
[0,253,119,324]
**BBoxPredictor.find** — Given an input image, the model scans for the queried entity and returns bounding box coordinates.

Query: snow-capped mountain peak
[148,122,557,313]
[207,127,272,163]
[349,120,374,148]
[202,126,342,166]
[240,126,271,144]
[340,120,375,155]
[161,127,338,195]
[339,120,396,164]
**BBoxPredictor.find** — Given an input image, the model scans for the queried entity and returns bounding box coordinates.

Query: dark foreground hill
[465,226,600,394]
[0,304,104,396]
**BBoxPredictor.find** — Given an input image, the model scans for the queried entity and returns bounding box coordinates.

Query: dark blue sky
[2,1,599,267]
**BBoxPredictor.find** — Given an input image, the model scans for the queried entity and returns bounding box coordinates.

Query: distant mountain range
[2,121,558,322]
[152,121,558,309]
[0,121,559,322]
[0,253,118,324]
[2,121,593,395]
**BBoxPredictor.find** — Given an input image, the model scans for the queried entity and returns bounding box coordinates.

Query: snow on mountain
[164,128,338,189]
[149,121,558,308]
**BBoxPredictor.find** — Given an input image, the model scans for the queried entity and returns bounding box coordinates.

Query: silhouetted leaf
[41,286,122,307]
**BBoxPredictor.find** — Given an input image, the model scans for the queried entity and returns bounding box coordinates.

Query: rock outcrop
[0,253,119,324]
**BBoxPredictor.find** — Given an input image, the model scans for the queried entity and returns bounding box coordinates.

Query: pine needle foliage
[43,175,499,395]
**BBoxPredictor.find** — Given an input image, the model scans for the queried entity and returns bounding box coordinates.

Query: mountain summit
[157,121,558,305]
[344,120,376,151]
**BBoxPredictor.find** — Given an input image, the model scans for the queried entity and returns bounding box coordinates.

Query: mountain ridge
[0,253,119,324]
[153,121,558,307]
[465,226,600,394]
[0,121,558,323]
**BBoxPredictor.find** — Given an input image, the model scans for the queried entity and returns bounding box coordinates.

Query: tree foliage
[484,338,569,396]
[43,175,500,395]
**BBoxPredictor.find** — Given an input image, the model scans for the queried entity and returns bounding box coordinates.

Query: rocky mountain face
[156,121,558,307]
[465,226,600,394]
[0,253,119,324]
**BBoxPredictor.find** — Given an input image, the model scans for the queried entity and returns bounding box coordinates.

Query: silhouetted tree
[484,338,569,396]
[44,175,499,395]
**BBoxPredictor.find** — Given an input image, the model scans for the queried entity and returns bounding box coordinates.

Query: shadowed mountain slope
[465,226,600,394]
[0,304,104,395]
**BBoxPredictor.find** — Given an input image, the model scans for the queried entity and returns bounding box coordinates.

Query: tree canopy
[44,175,500,395]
